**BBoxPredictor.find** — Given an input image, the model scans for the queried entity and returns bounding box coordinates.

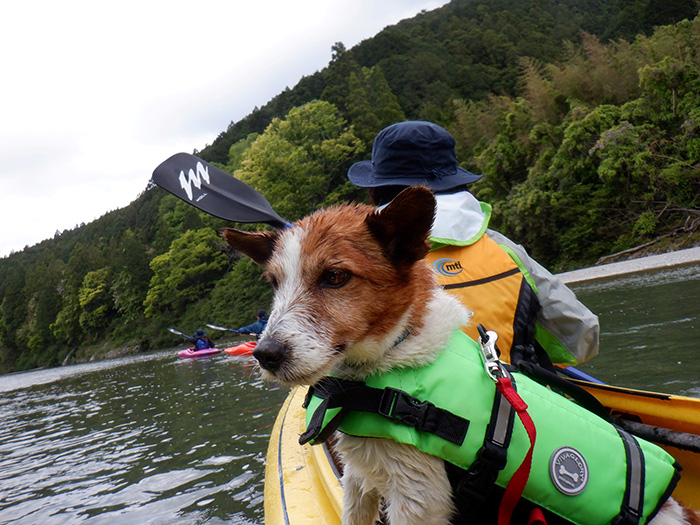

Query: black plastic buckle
[612,505,642,525]
[452,443,507,506]
[469,444,507,484]
[378,387,433,430]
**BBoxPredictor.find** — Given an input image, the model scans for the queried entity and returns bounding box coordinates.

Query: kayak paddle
[151,152,291,229]
[557,365,605,384]
[206,323,240,333]
[168,327,193,340]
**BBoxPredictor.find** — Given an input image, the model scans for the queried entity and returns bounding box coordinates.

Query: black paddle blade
[152,152,289,229]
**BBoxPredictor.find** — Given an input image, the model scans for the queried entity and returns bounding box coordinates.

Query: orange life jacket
[425,234,539,363]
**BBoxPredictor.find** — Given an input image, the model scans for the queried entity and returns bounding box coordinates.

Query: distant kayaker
[189,328,216,350]
[237,309,268,339]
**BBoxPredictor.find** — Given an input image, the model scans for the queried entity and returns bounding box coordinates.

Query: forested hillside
[1,0,698,373]
[199,0,698,163]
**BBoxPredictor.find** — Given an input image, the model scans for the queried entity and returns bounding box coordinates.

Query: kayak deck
[264,387,343,524]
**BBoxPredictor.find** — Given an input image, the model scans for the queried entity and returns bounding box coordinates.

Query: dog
[222,186,699,525]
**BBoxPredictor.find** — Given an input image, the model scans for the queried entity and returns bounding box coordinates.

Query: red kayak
[178,347,222,359]
[224,341,256,357]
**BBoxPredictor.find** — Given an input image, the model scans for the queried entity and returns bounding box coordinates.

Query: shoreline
[556,246,700,284]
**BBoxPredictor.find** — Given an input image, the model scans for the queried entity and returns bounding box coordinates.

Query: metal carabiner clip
[478,325,505,382]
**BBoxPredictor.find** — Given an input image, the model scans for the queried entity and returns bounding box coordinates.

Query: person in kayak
[347,120,599,367]
[189,328,216,350]
[237,309,268,339]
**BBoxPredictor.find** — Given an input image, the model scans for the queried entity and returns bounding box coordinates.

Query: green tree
[235,100,365,220]
[191,257,273,331]
[20,251,64,363]
[452,16,700,269]
[0,261,28,360]
[111,229,151,323]
[144,228,228,318]
[222,133,260,175]
[51,243,106,347]
[78,267,113,334]
[344,66,406,144]
[321,42,363,114]
[151,193,228,256]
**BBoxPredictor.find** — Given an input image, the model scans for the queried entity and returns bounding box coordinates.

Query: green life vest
[302,330,680,525]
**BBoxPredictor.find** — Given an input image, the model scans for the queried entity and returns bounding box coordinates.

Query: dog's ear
[220,228,279,266]
[365,186,436,267]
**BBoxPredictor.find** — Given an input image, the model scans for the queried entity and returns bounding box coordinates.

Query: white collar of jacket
[378,191,491,245]
[431,191,492,246]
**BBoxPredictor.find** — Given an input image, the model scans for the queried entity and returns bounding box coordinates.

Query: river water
[571,263,700,397]
[0,264,699,524]
[0,346,288,524]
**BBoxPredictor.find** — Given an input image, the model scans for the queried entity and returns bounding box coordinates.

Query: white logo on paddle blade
[179,162,210,200]
[550,447,588,495]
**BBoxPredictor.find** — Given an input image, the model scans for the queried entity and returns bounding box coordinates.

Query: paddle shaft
[616,418,700,453]
[206,323,239,333]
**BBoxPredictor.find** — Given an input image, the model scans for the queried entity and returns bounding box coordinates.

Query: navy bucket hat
[347,121,482,191]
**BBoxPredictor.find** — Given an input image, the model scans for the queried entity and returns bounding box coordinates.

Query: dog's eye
[266,273,279,289]
[320,268,350,288]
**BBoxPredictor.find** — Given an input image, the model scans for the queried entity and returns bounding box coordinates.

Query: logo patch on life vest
[549,447,588,495]
[433,258,463,276]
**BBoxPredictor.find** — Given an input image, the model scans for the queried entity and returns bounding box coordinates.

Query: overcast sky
[0,0,449,257]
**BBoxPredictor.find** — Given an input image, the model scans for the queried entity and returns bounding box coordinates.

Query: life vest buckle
[379,387,433,431]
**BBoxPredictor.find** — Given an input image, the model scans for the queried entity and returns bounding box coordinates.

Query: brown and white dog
[222,186,698,525]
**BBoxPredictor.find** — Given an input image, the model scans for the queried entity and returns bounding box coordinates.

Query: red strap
[496,376,537,525]
[528,507,547,525]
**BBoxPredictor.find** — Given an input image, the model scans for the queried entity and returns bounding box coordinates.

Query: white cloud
[0,0,449,257]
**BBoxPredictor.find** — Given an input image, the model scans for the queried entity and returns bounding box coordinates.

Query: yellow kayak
[574,380,700,508]
[264,386,343,524]
[264,383,700,522]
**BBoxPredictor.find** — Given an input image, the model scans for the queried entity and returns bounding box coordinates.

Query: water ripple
[0,352,288,524]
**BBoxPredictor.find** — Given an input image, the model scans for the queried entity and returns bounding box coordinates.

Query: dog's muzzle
[253,338,287,372]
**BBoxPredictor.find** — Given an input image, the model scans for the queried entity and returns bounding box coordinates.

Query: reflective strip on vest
[304,331,680,524]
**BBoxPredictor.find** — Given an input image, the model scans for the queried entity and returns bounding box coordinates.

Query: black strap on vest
[449,376,515,509]
[613,428,647,525]
[442,267,521,290]
[515,359,614,424]
[510,277,541,360]
[299,377,470,446]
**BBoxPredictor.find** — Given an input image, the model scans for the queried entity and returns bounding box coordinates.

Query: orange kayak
[224,341,256,357]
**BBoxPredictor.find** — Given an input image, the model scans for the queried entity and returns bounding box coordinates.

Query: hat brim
[347,160,482,191]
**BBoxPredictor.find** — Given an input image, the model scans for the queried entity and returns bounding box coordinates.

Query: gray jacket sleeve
[487,229,600,363]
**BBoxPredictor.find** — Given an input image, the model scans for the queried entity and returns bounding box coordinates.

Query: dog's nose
[253,339,287,372]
